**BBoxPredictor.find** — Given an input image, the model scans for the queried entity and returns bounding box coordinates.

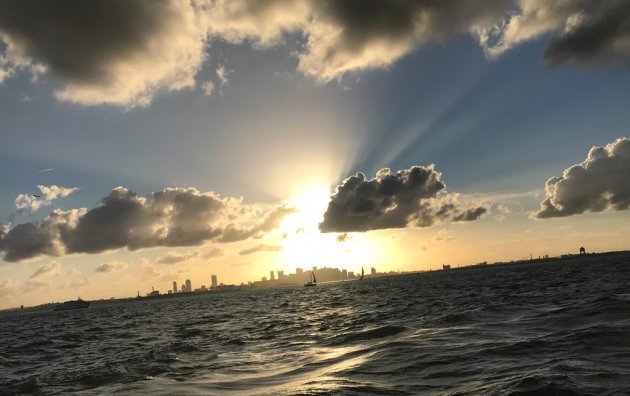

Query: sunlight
[276,182,380,274]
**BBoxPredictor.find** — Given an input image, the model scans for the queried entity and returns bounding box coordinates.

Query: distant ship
[54,298,90,311]
[304,271,317,287]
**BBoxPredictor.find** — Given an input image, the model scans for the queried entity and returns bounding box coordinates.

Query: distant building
[261,276,267,282]
[296,267,303,275]
[312,266,317,272]
[185,279,192,292]
[371,267,376,275]
[443,264,451,270]
[172,281,177,294]
[348,271,355,278]
[211,275,218,289]
[341,269,348,279]
[270,270,275,281]
[181,284,186,293]
[580,246,586,255]
[278,270,284,279]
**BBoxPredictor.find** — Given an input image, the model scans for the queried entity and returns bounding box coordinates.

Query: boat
[54,298,90,311]
[359,267,364,280]
[304,270,317,287]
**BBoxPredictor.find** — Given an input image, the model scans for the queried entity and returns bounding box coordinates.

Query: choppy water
[2,254,630,395]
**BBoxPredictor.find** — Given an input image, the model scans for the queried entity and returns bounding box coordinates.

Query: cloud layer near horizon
[320,165,486,232]
[1,0,630,107]
[0,186,294,262]
[535,137,630,218]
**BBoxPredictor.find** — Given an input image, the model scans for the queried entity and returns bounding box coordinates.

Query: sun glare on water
[277,184,377,274]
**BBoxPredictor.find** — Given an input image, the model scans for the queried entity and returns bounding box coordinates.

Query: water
[2,254,630,395]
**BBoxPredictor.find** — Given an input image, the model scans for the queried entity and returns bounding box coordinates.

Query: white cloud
[535,137,630,218]
[14,185,78,214]
[201,79,215,96]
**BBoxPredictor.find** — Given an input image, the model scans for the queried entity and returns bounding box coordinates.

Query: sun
[275,182,380,274]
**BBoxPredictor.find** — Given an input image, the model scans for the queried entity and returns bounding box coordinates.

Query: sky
[1,0,630,309]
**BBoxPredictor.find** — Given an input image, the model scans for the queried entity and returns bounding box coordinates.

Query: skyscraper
[173,281,177,294]
[185,279,192,292]
[211,274,218,289]
[270,270,275,281]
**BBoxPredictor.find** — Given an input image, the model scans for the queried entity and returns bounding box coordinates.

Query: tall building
[341,269,348,279]
[278,270,284,279]
[211,274,218,289]
[270,270,275,281]
[173,281,177,294]
[185,279,192,292]
[371,267,377,275]
[181,284,186,293]
[296,267,303,275]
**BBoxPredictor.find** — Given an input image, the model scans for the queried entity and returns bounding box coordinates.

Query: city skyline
[1,1,630,309]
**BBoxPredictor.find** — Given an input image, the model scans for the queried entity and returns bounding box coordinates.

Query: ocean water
[2,254,630,395]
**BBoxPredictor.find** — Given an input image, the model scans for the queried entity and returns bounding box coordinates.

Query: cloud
[201,80,215,96]
[298,0,508,81]
[336,233,349,243]
[0,0,207,108]
[205,0,509,82]
[95,260,128,273]
[203,247,224,258]
[320,165,487,233]
[2,1,629,108]
[239,244,282,256]
[428,229,458,244]
[0,279,14,297]
[157,250,200,265]
[481,0,630,67]
[30,260,61,278]
[0,186,294,262]
[22,280,47,293]
[216,65,231,87]
[14,185,79,214]
[534,137,630,218]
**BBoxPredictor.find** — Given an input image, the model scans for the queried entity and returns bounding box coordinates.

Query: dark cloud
[2,0,629,108]
[320,166,487,232]
[483,0,630,68]
[0,0,205,106]
[299,0,510,79]
[0,187,294,262]
[239,244,282,256]
[336,233,349,243]
[0,221,59,262]
[543,1,630,67]
[535,137,630,218]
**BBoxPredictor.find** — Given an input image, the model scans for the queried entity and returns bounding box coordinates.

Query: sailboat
[359,267,364,281]
[304,270,317,287]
